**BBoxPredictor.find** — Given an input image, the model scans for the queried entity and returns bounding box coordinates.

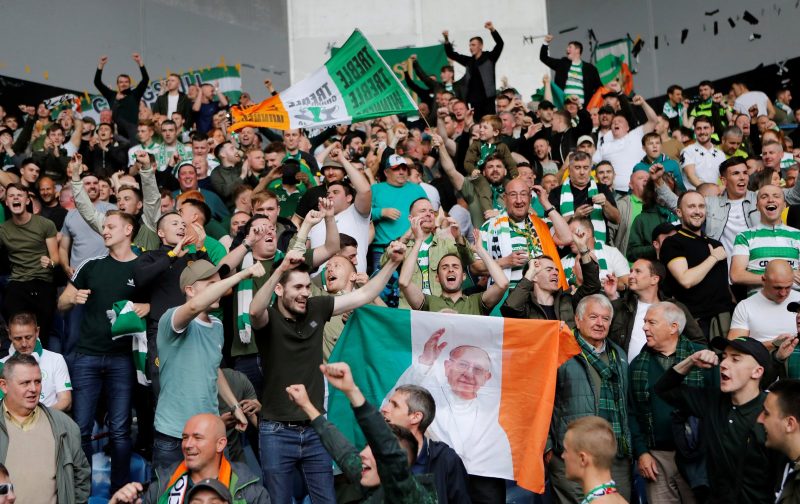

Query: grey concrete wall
[0,0,290,101]
[544,0,799,98]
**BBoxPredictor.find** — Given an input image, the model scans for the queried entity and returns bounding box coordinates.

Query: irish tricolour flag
[327,305,578,493]
[229,29,418,132]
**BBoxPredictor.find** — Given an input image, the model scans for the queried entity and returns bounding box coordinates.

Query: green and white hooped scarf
[559,178,606,243]
[476,142,497,168]
[236,250,286,344]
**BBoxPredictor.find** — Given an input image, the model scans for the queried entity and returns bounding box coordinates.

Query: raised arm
[70,154,106,234]
[136,151,161,231]
[534,184,572,245]
[538,34,561,70]
[632,95,658,134]
[130,53,150,99]
[485,22,503,61]
[173,262,265,331]
[442,30,472,66]
[473,229,509,309]
[332,148,372,215]
[433,133,464,190]
[249,250,305,330]
[398,219,426,310]
[333,241,405,315]
[93,56,114,100]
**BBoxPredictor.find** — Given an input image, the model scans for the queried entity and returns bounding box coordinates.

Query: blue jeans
[70,353,134,493]
[152,431,184,473]
[259,420,335,504]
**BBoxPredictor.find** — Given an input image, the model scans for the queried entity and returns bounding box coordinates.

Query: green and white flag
[108,300,148,386]
[230,29,419,131]
[592,38,633,85]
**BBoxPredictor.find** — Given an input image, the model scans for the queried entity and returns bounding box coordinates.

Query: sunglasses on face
[0,483,13,495]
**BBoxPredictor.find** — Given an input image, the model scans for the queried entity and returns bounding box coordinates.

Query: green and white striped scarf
[559,178,607,243]
[236,250,285,344]
[107,300,148,386]
[477,141,497,168]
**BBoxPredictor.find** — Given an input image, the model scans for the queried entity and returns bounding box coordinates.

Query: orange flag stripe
[229,95,291,132]
[498,319,579,493]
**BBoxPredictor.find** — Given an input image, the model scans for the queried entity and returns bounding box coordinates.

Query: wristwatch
[543,206,556,216]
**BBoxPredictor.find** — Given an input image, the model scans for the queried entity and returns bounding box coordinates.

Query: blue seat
[91,453,111,498]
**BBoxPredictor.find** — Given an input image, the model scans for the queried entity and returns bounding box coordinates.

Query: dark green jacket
[0,401,91,504]
[312,401,437,503]
[778,462,800,503]
[549,338,630,456]
[626,205,678,262]
[627,339,710,457]
[500,257,601,331]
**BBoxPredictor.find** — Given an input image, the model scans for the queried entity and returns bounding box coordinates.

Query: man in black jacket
[443,22,503,121]
[501,226,600,331]
[94,53,150,142]
[151,73,194,126]
[380,384,471,504]
[539,34,602,107]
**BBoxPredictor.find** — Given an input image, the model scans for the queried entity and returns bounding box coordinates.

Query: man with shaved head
[109,413,269,503]
[730,185,800,296]
[729,259,800,344]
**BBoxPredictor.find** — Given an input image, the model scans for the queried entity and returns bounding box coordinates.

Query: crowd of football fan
[0,20,799,504]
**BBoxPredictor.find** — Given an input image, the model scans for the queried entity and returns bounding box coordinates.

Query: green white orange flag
[326,305,579,493]
[229,29,418,132]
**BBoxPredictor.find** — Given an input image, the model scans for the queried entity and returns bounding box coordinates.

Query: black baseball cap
[711,336,770,369]
[651,222,680,243]
[185,478,232,502]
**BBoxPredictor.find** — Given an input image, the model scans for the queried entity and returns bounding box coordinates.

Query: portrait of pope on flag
[388,326,513,478]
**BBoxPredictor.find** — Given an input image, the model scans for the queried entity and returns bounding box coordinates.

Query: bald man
[730,184,800,296]
[109,414,269,503]
[729,259,800,344]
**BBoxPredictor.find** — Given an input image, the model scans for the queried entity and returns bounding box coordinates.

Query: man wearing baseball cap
[655,336,782,502]
[368,154,426,273]
[151,259,266,471]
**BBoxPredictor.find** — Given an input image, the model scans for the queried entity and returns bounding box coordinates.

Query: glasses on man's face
[0,483,13,495]
[506,191,530,200]
[451,359,489,376]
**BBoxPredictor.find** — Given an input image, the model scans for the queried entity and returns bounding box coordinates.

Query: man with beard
[386,197,474,308]
[0,184,59,347]
[210,141,256,211]
[400,226,507,315]
[679,117,725,189]
[249,242,406,503]
[434,133,509,230]
[659,191,735,340]
[730,185,800,296]
[656,337,781,503]
[36,176,67,229]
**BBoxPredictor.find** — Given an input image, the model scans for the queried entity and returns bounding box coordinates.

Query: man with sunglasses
[369,154,426,273]
[0,463,15,504]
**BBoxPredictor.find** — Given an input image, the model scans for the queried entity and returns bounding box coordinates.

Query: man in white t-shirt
[679,116,725,189]
[0,312,72,411]
[732,81,776,118]
[306,148,372,272]
[593,95,658,193]
[127,120,162,167]
[729,259,800,344]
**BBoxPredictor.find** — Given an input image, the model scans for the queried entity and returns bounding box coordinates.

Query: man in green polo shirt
[399,226,508,315]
